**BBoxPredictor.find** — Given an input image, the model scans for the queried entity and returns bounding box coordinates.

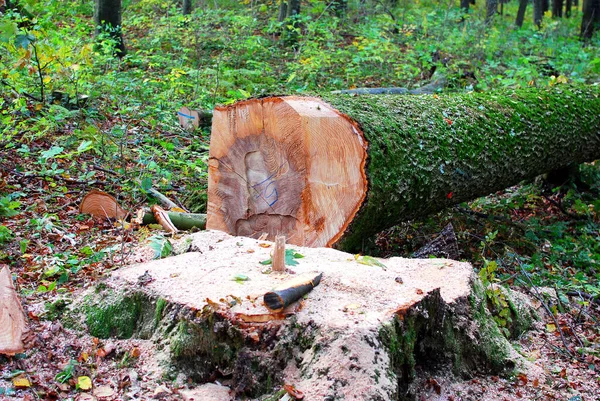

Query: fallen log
[207,86,600,251]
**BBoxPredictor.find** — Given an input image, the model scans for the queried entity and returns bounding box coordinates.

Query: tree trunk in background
[581,0,600,38]
[183,0,192,15]
[278,0,287,22]
[552,0,564,17]
[566,0,572,16]
[207,87,600,252]
[533,0,544,26]
[542,0,550,10]
[94,0,126,57]
[287,0,300,17]
[516,0,528,26]
[574,0,579,7]
[461,0,471,12]
[486,0,498,22]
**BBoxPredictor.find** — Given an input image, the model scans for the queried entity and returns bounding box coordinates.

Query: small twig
[0,79,41,102]
[566,291,600,305]
[542,194,587,220]
[92,164,120,177]
[517,270,585,361]
[147,188,182,210]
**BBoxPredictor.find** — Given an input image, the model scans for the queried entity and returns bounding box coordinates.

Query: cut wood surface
[207,87,600,251]
[0,265,27,355]
[79,189,127,220]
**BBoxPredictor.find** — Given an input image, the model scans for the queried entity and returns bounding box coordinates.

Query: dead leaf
[130,347,141,358]
[258,243,271,248]
[283,383,304,399]
[12,375,31,388]
[77,376,93,391]
[93,385,115,399]
[416,288,424,295]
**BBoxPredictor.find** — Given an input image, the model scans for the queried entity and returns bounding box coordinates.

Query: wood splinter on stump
[207,88,600,252]
[272,235,286,273]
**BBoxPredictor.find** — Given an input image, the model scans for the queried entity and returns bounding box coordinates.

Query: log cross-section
[207,97,368,248]
[208,87,600,251]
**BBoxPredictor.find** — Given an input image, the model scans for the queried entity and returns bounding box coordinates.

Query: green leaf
[0,21,18,42]
[148,235,172,259]
[14,34,34,49]
[19,239,29,253]
[76,140,93,153]
[141,177,153,191]
[356,255,387,270]
[259,258,272,265]
[40,146,64,160]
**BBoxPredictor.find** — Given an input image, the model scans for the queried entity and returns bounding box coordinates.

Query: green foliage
[0,225,14,244]
[55,360,77,384]
[260,249,304,266]
[148,235,173,259]
[0,194,21,217]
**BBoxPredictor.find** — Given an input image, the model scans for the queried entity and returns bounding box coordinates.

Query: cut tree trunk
[0,265,27,355]
[76,231,535,399]
[207,87,600,252]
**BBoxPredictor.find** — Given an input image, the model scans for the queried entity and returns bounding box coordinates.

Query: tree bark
[486,0,498,22]
[287,0,300,17]
[516,0,529,26]
[566,0,572,16]
[461,0,471,12]
[581,0,600,38]
[207,87,600,252]
[94,0,126,57]
[552,0,564,17]
[533,0,544,26]
[183,0,192,15]
[278,0,287,22]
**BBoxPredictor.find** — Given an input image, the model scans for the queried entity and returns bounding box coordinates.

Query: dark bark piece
[207,87,600,252]
[412,223,459,260]
[486,0,498,22]
[263,272,322,312]
[94,0,126,57]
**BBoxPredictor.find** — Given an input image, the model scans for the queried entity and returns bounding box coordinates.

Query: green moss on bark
[84,291,145,339]
[321,86,600,251]
[379,282,518,393]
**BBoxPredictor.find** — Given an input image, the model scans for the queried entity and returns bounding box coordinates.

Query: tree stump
[76,231,535,400]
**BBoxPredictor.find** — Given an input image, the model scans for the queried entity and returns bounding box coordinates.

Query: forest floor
[1,138,599,400]
[1,0,600,399]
